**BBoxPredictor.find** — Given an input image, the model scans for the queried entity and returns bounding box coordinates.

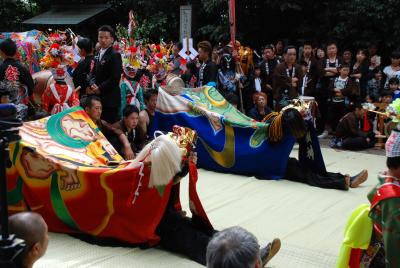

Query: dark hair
[348,101,363,112]
[338,63,351,69]
[98,25,116,39]
[77,37,93,54]
[82,95,101,109]
[186,60,197,73]
[381,90,392,97]
[303,41,313,47]
[0,38,17,57]
[197,41,213,57]
[366,94,376,102]
[144,89,158,101]
[389,77,400,85]
[263,44,274,52]
[326,41,338,48]
[391,50,400,59]
[282,108,306,139]
[283,45,296,54]
[175,42,183,51]
[372,67,381,74]
[356,48,368,56]
[387,156,400,169]
[122,104,139,118]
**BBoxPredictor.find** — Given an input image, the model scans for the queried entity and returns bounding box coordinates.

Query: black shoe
[260,238,281,267]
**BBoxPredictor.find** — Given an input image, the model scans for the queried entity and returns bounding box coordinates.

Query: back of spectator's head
[9,212,48,267]
[206,226,260,268]
[388,77,400,86]
[77,37,94,54]
[0,38,17,57]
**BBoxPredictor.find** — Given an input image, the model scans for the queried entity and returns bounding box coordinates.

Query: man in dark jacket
[272,46,303,111]
[260,45,280,109]
[334,102,374,150]
[89,25,122,123]
[0,38,34,105]
[197,41,217,88]
[73,37,94,95]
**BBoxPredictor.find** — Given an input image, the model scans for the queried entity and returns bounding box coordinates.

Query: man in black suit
[89,25,122,123]
[260,45,281,109]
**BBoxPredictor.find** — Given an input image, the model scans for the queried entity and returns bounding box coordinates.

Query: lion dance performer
[120,45,145,115]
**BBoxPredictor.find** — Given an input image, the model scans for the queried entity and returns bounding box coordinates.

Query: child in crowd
[366,67,383,100]
[388,77,400,101]
[381,90,393,104]
[327,63,359,132]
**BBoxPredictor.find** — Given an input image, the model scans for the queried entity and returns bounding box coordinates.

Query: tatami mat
[36,147,385,267]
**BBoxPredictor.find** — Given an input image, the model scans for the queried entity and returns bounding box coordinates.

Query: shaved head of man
[8,212,48,268]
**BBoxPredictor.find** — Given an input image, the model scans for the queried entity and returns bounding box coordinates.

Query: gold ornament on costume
[167,126,198,157]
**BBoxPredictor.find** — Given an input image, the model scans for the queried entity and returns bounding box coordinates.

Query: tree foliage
[1,0,400,54]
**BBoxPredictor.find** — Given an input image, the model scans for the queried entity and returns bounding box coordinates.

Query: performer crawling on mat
[266,108,368,190]
[155,152,281,267]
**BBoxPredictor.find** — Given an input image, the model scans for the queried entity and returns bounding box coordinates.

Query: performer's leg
[156,212,213,265]
[342,137,369,151]
[284,158,348,190]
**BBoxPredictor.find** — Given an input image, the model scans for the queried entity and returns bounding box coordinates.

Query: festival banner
[152,86,296,179]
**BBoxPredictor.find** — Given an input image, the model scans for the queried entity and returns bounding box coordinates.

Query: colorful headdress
[40,42,76,70]
[386,130,400,157]
[147,44,170,80]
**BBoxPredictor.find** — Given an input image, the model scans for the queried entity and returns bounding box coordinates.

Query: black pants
[316,95,329,134]
[284,158,348,190]
[101,107,120,124]
[328,101,347,132]
[342,137,372,151]
[156,211,216,265]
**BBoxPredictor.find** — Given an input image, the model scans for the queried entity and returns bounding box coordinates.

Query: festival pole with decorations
[228,0,245,112]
